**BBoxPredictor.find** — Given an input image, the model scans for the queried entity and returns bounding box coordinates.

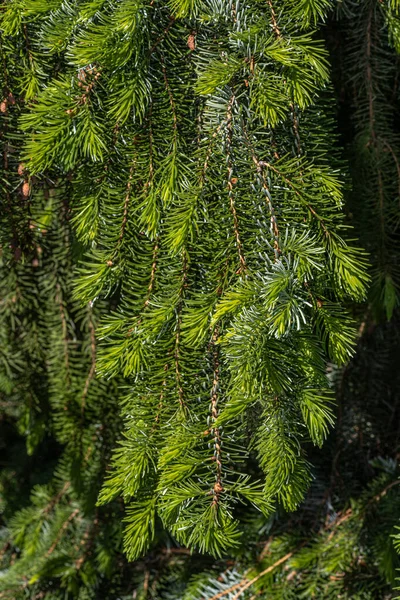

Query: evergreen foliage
[336,0,400,320]
[0,0,400,599]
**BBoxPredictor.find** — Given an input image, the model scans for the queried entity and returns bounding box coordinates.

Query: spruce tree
[1,1,400,599]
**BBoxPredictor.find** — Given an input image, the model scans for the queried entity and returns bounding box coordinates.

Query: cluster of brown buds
[187,32,196,51]
[77,66,101,104]
[18,163,30,198]
[22,181,30,197]
[0,92,16,113]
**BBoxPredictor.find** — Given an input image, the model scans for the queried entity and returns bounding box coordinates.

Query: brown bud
[18,163,25,176]
[22,181,30,197]
[187,34,196,51]
[106,260,113,267]
[0,100,7,113]
[231,177,238,185]
[8,93,16,105]
[32,258,39,267]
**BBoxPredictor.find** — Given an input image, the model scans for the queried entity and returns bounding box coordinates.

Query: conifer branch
[242,127,281,258]
[46,509,80,557]
[366,6,376,142]
[201,122,224,184]
[43,482,71,515]
[55,283,71,388]
[174,251,188,408]
[117,161,135,248]
[226,95,247,274]
[149,16,176,55]
[145,104,155,188]
[259,160,330,235]
[383,139,400,201]
[210,329,223,507]
[22,24,33,68]
[161,53,178,137]
[267,0,281,38]
[80,305,96,417]
[290,104,302,157]
[144,239,159,307]
[0,0,382,587]
[366,7,386,254]
[74,515,99,570]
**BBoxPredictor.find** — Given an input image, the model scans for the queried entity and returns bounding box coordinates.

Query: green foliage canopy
[1,1,400,598]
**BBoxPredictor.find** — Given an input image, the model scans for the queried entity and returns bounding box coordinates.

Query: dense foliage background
[1,0,400,598]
